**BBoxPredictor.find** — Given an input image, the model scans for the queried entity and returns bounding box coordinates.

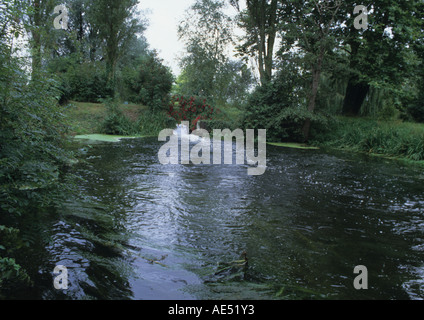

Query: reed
[311,117,424,162]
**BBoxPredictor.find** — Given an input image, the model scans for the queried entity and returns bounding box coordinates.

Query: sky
[138,0,242,77]
[137,0,196,76]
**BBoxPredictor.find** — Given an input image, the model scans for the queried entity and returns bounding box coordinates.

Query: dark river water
[15,137,424,300]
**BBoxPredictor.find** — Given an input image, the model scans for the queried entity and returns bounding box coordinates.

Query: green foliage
[101,99,137,135]
[232,0,279,84]
[176,0,253,105]
[50,41,172,108]
[101,111,135,136]
[339,0,423,115]
[137,111,176,136]
[408,101,424,124]
[50,58,112,103]
[0,225,21,254]
[89,0,145,89]
[0,69,75,214]
[99,98,175,136]
[242,64,330,142]
[311,118,424,161]
[0,257,32,298]
[1,10,76,294]
[0,225,32,294]
[198,119,238,131]
[120,51,174,110]
[46,1,151,103]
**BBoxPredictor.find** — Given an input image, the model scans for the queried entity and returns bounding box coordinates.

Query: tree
[21,0,59,77]
[277,0,342,141]
[121,47,174,110]
[231,0,280,85]
[215,59,254,106]
[60,0,101,61]
[89,0,145,93]
[243,58,310,142]
[407,33,424,122]
[339,0,424,116]
[0,0,26,40]
[178,0,246,105]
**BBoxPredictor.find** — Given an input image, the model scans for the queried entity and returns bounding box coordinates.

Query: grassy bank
[65,100,243,136]
[64,103,424,165]
[64,101,149,135]
[311,117,424,164]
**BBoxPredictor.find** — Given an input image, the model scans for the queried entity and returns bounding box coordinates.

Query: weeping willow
[361,86,387,117]
[317,73,398,119]
[316,73,347,115]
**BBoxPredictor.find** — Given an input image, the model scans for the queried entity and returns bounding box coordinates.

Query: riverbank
[310,117,424,165]
[64,100,241,137]
[64,102,424,165]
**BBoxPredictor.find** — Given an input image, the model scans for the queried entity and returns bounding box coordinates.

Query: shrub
[49,58,113,103]
[242,75,329,142]
[168,95,221,131]
[1,52,76,294]
[100,99,137,135]
[102,112,135,136]
[137,110,176,136]
[121,52,174,111]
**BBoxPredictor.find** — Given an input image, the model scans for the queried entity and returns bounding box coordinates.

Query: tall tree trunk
[264,0,277,82]
[302,49,324,142]
[31,31,41,77]
[256,0,267,84]
[250,0,278,85]
[105,20,119,96]
[257,33,266,84]
[30,0,42,78]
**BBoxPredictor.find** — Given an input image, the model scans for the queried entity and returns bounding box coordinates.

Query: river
[15,137,424,300]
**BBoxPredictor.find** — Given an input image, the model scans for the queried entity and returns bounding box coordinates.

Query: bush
[101,99,137,135]
[137,110,176,136]
[49,58,113,104]
[0,257,32,298]
[99,99,177,136]
[168,95,221,131]
[102,112,135,135]
[1,47,76,294]
[121,52,174,110]
[242,70,326,142]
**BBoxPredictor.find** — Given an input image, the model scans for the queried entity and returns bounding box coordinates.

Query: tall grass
[91,98,175,136]
[311,117,424,162]
[137,110,176,136]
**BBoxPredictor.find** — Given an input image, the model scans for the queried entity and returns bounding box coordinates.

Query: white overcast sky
[138,0,241,77]
[138,0,196,76]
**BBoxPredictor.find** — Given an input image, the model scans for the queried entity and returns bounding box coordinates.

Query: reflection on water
[17,137,424,300]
